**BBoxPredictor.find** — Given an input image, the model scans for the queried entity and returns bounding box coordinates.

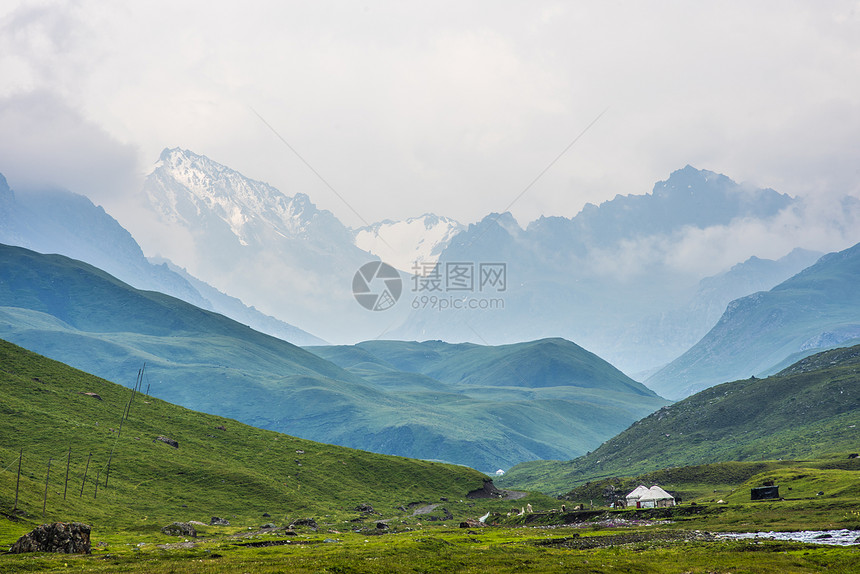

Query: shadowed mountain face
[0,244,668,472]
[646,242,860,399]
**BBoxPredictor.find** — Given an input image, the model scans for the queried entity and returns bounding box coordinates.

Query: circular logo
[352,261,402,311]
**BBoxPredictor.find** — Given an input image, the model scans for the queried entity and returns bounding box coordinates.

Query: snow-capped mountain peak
[354,213,464,272]
[145,148,337,246]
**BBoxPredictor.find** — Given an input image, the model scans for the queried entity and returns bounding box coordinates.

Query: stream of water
[718,529,860,546]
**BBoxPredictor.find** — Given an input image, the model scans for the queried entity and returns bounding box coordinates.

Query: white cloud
[0,91,140,207]
[0,0,858,232]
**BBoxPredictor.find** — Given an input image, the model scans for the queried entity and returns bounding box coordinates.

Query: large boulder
[161,522,197,537]
[154,436,179,448]
[10,522,91,554]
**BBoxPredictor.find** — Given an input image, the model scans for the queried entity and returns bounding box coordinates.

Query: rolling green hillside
[647,241,860,399]
[0,338,488,533]
[499,344,860,494]
[0,244,667,472]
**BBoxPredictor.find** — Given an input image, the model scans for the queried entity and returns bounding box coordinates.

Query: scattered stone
[154,436,179,448]
[161,522,197,537]
[459,519,484,529]
[849,453,859,459]
[323,538,338,543]
[814,533,833,539]
[376,522,389,530]
[210,517,230,526]
[440,497,448,502]
[260,523,278,530]
[354,503,375,513]
[262,512,271,518]
[467,479,505,499]
[78,392,102,401]
[284,530,298,536]
[215,425,226,431]
[817,491,825,496]
[295,450,305,454]
[10,522,91,554]
[290,518,318,530]
[189,521,207,526]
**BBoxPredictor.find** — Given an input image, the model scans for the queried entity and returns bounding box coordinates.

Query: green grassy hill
[308,339,667,470]
[647,241,860,399]
[499,345,860,495]
[0,338,494,536]
[0,244,667,472]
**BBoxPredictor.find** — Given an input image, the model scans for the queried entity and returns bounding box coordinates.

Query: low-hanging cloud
[583,190,860,282]
[0,91,141,207]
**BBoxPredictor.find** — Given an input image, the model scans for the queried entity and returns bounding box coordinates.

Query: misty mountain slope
[151,256,326,345]
[499,345,860,494]
[0,244,667,471]
[620,248,823,378]
[136,148,405,343]
[390,166,800,373]
[646,241,860,399]
[0,172,322,345]
[0,177,207,308]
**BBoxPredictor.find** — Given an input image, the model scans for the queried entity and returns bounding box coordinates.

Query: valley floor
[3,501,860,573]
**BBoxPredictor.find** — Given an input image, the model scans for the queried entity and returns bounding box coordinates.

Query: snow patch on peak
[144,148,331,245]
[354,214,464,272]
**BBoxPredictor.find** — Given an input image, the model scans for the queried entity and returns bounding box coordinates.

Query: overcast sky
[1,0,859,230]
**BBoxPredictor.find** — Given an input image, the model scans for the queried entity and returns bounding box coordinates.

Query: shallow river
[718,529,860,546]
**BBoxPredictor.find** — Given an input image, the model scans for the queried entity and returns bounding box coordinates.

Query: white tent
[625,485,650,507]
[626,485,675,508]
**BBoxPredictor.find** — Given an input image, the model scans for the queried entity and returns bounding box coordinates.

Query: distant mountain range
[389,166,806,374]
[647,241,860,399]
[499,344,860,494]
[0,244,667,471]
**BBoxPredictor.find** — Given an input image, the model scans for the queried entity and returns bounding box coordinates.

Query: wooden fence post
[80,453,91,497]
[64,447,71,500]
